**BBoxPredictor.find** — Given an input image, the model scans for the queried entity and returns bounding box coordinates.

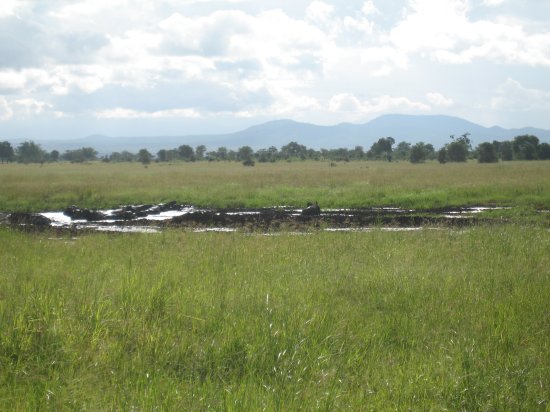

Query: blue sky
[1,0,549,140]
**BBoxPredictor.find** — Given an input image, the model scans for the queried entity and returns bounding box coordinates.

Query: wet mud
[1,202,506,233]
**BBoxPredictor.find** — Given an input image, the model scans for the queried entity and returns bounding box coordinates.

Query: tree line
[1,134,549,165]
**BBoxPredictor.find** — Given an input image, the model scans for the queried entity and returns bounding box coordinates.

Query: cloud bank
[1,0,549,138]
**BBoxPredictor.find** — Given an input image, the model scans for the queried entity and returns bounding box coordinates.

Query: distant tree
[0,141,15,163]
[256,149,269,163]
[539,142,550,160]
[216,146,228,161]
[157,149,168,162]
[477,142,498,163]
[446,141,468,162]
[459,132,471,147]
[138,148,153,165]
[122,151,137,162]
[109,151,136,162]
[178,145,195,161]
[195,145,207,161]
[227,149,238,161]
[327,148,350,162]
[367,137,395,161]
[237,146,254,163]
[445,134,471,162]
[62,147,98,163]
[424,143,436,160]
[393,141,411,161]
[82,147,98,161]
[437,147,447,164]
[16,141,47,163]
[306,148,320,161]
[205,150,218,161]
[168,149,178,161]
[512,135,539,160]
[267,146,279,161]
[500,141,513,161]
[492,140,501,156]
[280,141,308,160]
[62,150,81,162]
[49,150,60,162]
[349,145,364,160]
[409,142,430,164]
[257,146,278,163]
[109,152,123,162]
[157,149,178,162]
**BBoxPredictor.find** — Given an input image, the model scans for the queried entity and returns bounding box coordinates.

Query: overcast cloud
[1,0,549,139]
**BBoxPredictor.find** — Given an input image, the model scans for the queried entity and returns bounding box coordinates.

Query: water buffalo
[301,202,321,216]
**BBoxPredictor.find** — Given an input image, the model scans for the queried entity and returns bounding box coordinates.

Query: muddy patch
[0,202,510,233]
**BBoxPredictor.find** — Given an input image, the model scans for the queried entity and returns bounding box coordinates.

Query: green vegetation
[1,160,550,212]
[1,226,548,410]
[1,146,549,409]
[3,132,550,166]
[0,141,15,163]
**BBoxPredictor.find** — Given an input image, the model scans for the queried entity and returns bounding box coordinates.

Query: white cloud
[0,71,27,93]
[483,0,504,6]
[14,98,53,116]
[1,1,550,133]
[269,93,322,117]
[362,1,380,16]
[163,0,250,4]
[0,96,56,119]
[491,78,550,111]
[306,1,334,23]
[329,93,430,115]
[389,0,550,66]
[0,97,14,120]
[158,10,252,57]
[0,0,20,18]
[329,93,363,112]
[390,0,468,53]
[95,107,201,119]
[50,0,131,20]
[45,66,109,95]
[426,92,454,107]
[323,45,408,80]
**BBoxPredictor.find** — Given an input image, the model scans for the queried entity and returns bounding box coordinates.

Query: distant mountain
[30,114,550,154]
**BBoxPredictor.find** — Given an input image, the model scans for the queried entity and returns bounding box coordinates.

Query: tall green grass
[1,226,548,409]
[1,160,550,211]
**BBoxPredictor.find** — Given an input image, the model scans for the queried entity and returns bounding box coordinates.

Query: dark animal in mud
[301,202,321,216]
[8,212,51,227]
[64,205,106,221]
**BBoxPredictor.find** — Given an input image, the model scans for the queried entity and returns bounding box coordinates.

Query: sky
[1,0,550,140]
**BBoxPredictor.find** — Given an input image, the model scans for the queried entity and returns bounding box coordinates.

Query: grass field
[1,160,549,409]
[1,160,550,212]
[1,226,549,410]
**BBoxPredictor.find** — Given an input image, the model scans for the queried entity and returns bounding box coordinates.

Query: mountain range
[29,114,550,154]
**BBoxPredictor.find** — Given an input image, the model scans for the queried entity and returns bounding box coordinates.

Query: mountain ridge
[20,114,550,154]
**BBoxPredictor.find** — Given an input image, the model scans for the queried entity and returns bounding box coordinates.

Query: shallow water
[2,203,513,233]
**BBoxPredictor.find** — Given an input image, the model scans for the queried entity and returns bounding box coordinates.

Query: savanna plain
[1,160,549,410]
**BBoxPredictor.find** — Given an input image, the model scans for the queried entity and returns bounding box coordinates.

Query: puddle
[193,228,238,233]
[90,225,160,233]
[324,227,424,232]
[3,203,511,233]
[443,206,511,218]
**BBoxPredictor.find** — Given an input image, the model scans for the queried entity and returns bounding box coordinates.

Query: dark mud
[1,202,508,233]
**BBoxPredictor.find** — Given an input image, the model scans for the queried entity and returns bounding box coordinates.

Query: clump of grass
[0,226,548,409]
